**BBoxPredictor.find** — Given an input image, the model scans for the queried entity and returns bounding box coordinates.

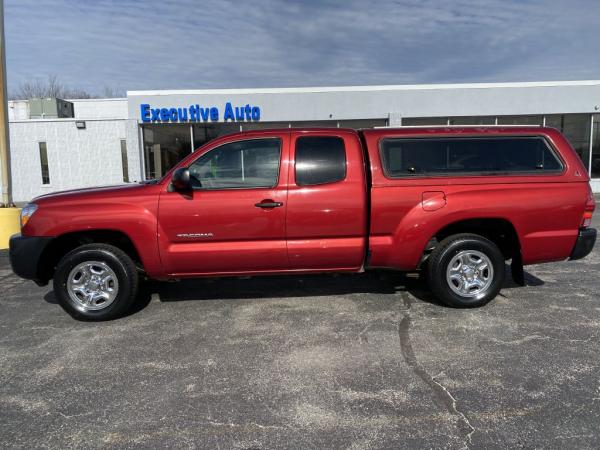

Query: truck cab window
[295,136,346,186]
[188,138,281,189]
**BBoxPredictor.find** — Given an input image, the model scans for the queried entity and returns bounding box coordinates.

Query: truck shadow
[126,264,545,314]
[42,265,545,314]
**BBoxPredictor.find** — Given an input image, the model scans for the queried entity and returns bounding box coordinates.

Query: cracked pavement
[1,215,599,449]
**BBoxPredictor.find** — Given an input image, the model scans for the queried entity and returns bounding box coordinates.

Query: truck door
[157,133,290,275]
[286,131,368,270]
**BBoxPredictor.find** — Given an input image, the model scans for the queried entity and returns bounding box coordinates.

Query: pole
[0,0,19,250]
[0,0,12,207]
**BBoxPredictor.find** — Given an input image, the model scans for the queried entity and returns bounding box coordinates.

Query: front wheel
[53,244,139,320]
[426,233,505,308]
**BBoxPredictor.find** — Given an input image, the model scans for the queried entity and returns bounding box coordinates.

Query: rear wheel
[426,233,505,307]
[53,244,139,320]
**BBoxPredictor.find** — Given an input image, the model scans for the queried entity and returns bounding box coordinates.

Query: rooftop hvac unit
[29,98,74,119]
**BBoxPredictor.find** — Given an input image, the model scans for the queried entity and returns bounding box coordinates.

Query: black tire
[53,244,139,321]
[426,233,505,308]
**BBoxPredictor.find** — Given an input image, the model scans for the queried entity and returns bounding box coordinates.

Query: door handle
[255,200,283,208]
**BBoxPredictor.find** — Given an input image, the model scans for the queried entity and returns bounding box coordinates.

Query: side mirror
[171,167,191,191]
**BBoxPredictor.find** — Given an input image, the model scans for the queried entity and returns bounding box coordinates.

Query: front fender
[23,196,163,278]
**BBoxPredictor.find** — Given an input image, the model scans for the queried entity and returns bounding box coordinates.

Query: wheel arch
[37,229,144,284]
[423,217,521,264]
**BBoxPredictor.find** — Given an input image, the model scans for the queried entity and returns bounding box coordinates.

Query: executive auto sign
[140,102,261,123]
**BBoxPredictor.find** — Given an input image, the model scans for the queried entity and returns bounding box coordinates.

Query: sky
[5,0,600,96]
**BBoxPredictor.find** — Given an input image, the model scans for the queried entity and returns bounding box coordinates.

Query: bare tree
[44,74,63,98]
[62,87,94,99]
[11,78,46,99]
[101,86,125,98]
[10,75,93,100]
[9,75,126,100]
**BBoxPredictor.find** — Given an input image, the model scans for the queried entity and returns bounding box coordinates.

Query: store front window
[592,115,600,178]
[497,115,543,125]
[403,117,448,126]
[337,119,388,128]
[404,115,545,126]
[192,123,242,151]
[449,116,495,125]
[546,114,591,171]
[143,124,192,179]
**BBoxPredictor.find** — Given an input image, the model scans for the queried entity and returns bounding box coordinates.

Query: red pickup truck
[9,127,597,320]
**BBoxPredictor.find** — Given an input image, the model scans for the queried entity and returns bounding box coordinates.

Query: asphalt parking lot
[1,217,599,449]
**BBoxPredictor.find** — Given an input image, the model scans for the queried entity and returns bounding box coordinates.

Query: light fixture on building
[75,121,86,129]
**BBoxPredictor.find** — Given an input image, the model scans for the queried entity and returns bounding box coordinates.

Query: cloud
[5,0,600,95]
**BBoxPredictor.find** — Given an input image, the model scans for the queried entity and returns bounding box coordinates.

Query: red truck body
[10,126,597,318]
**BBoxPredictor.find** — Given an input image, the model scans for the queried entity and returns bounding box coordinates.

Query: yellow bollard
[0,207,20,250]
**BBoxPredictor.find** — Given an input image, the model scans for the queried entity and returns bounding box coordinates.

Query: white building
[7,80,600,203]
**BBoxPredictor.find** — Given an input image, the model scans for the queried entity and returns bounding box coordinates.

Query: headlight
[20,203,38,228]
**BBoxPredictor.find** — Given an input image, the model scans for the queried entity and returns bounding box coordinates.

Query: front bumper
[569,228,597,261]
[9,234,53,285]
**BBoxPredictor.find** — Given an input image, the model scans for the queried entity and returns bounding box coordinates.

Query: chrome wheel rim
[446,250,494,299]
[66,261,119,312]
